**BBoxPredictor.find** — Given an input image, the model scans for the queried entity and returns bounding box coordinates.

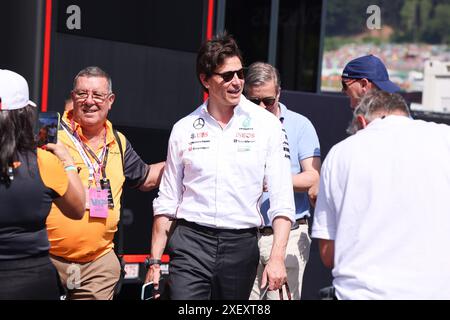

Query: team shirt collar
[62,110,116,147]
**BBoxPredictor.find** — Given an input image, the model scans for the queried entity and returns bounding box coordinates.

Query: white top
[312,115,450,299]
[153,95,295,229]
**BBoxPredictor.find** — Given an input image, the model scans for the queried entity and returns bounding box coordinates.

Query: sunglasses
[341,79,359,92]
[213,68,245,82]
[248,96,277,107]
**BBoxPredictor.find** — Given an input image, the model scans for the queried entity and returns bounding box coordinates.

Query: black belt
[259,217,308,236]
[177,219,257,237]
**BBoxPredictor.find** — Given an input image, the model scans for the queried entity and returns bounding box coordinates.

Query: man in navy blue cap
[341,54,401,109]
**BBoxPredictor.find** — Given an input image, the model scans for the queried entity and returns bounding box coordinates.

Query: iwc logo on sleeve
[193,118,205,129]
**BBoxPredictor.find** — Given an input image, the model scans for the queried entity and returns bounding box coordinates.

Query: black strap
[112,128,125,259]
[113,129,124,170]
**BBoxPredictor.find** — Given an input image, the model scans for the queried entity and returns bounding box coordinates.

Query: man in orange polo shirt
[47,66,165,300]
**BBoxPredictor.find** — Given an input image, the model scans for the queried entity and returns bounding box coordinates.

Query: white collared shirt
[153,95,295,229]
[312,115,450,299]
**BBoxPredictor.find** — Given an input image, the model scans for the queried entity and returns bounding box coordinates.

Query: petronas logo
[242,117,251,128]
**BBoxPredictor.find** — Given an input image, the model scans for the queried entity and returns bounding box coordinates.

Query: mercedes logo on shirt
[193,118,205,129]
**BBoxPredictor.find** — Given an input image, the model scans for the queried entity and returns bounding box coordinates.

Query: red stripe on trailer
[41,0,52,112]
[203,0,215,102]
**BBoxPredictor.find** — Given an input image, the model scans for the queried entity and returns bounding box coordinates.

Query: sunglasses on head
[249,96,277,107]
[213,68,245,82]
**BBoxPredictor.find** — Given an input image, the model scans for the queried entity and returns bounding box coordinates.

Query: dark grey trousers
[167,219,259,300]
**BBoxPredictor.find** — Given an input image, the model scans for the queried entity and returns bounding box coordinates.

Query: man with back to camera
[244,62,321,300]
[46,66,165,300]
[312,90,450,299]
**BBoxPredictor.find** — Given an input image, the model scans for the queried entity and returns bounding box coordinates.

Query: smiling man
[145,33,295,300]
[46,66,165,300]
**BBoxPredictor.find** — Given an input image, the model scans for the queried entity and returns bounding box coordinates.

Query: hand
[308,181,319,208]
[45,142,74,167]
[262,177,268,192]
[144,264,161,299]
[260,257,287,291]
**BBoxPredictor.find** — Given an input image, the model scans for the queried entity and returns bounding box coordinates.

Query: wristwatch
[145,257,161,269]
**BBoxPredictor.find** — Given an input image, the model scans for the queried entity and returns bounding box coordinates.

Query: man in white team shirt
[312,91,450,299]
[144,33,295,300]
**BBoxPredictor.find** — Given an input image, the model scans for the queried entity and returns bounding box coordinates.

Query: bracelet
[145,257,162,269]
[64,165,77,172]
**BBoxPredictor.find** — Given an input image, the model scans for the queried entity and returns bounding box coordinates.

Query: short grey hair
[73,66,113,93]
[347,91,410,134]
[244,62,281,94]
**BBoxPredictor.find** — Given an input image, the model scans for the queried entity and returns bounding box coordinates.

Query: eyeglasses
[248,96,277,107]
[212,68,245,82]
[73,90,111,103]
[341,79,359,92]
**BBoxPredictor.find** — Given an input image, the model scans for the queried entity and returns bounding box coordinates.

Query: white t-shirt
[312,115,450,299]
[153,95,295,229]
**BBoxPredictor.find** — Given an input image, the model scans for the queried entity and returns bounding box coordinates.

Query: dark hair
[73,66,113,92]
[0,106,37,184]
[196,32,243,93]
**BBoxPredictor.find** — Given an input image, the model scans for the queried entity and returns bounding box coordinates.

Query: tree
[324,0,449,44]
[426,3,450,44]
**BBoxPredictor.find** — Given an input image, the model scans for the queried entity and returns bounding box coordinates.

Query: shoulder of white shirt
[239,95,283,128]
[171,95,282,131]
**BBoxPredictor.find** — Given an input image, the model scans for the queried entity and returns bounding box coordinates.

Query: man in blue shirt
[245,62,321,300]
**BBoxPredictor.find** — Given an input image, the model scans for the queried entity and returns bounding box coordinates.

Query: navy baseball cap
[342,55,401,93]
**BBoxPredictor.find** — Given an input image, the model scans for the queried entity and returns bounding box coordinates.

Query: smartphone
[36,112,60,147]
[141,281,155,300]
